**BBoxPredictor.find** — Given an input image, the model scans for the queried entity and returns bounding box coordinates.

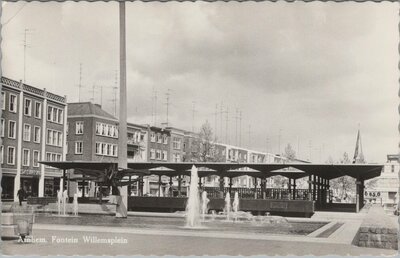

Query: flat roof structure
[40,161,383,181]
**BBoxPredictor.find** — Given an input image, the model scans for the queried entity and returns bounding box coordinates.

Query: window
[66,122,69,135]
[47,106,63,123]
[22,149,30,166]
[156,150,162,160]
[58,110,63,124]
[104,124,109,136]
[163,135,168,144]
[1,91,5,110]
[157,134,162,144]
[150,133,156,142]
[9,94,17,112]
[58,132,62,146]
[95,142,102,155]
[0,119,4,137]
[162,151,168,161]
[96,123,102,135]
[24,98,32,116]
[391,165,395,173]
[173,137,181,150]
[0,145,3,164]
[7,147,15,165]
[47,106,53,121]
[46,129,62,146]
[150,149,156,160]
[23,124,31,141]
[112,145,118,157]
[34,101,42,119]
[34,126,41,143]
[76,121,84,134]
[8,120,16,139]
[75,141,83,154]
[102,143,107,155]
[32,150,40,167]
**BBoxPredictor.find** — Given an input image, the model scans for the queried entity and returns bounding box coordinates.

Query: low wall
[27,197,57,206]
[353,204,398,250]
[128,197,314,217]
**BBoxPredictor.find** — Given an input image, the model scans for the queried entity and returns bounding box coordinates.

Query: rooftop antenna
[225,106,229,144]
[165,89,171,126]
[78,63,83,102]
[214,103,218,141]
[112,70,118,116]
[22,28,34,83]
[192,101,196,132]
[239,110,242,147]
[235,108,239,146]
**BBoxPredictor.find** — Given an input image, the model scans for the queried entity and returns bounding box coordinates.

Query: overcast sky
[2,1,398,163]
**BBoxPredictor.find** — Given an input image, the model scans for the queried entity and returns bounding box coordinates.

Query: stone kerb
[354,204,398,250]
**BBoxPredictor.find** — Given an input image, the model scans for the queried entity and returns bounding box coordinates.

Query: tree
[186,121,224,162]
[330,152,356,199]
[283,143,296,161]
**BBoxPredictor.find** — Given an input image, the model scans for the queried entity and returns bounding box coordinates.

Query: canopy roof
[40,161,383,181]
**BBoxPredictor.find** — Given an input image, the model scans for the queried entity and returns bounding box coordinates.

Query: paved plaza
[2,226,397,256]
[1,209,398,256]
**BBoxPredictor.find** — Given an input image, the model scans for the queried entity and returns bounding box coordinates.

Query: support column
[356,180,361,213]
[139,176,144,196]
[198,176,202,189]
[288,178,292,200]
[82,178,86,198]
[253,177,257,199]
[292,179,296,200]
[219,176,224,198]
[317,176,321,206]
[360,180,365,209]
[229,177,233,196]
[177,175,182,197]
[169,176,173,197]
[261,177,266,199]
[158,175,162,197]
[312,175,316,201]
[308,175,312,201]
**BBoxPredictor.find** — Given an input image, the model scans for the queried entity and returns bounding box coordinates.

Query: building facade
[1,77,67,201]
[364,154,399,206]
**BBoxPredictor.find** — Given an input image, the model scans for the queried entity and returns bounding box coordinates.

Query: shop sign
[364,191,381,198]
[21,169,41,177]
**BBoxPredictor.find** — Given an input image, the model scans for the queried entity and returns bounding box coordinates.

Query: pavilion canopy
[40,161,383,181]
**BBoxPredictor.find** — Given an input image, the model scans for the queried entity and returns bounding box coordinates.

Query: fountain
[185,165,201,228]
[62,189,68,216]
[224,192,232,221]
[73,193,79,216]
[232,191,240,221]
[57,190,62,215]
[201,191,210,221]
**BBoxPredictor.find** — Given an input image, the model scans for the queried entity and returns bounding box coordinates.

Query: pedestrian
[17,188,25,206]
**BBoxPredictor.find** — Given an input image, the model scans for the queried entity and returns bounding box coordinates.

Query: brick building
[1,77,67,201]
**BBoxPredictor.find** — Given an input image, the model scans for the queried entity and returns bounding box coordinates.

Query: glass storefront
[21,177,39,198]
[1,176,14,200]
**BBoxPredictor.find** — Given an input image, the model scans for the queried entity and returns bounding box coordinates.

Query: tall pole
[78,63,83,102]
[214,104,218,141]
[117,1,128,218]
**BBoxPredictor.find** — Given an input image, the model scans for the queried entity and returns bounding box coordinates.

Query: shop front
[1,175,15,201]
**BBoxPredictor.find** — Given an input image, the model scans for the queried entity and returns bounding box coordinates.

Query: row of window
[172,137,182,150]
[95,142,118,157]
[95,122,118,138]
[172,153,181,162]
[150,149,168,161]
[0,146,43,167]
[47,106,64,124]
[46,129,63,147]
[1,92,63,124]
[150,132,168,144]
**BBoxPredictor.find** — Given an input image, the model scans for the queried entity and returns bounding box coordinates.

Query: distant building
[1,77,67,201]
[67,102,119,162]
[365,154,399,206]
